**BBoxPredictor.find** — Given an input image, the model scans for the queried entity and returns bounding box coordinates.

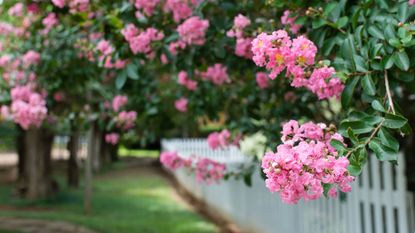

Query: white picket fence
[162,138,415,233]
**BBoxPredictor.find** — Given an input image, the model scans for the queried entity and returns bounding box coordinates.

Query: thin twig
[345,118,385,157]
[384,70,396,114]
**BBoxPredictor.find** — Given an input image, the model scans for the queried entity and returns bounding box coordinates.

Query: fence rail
[162,138,415,233]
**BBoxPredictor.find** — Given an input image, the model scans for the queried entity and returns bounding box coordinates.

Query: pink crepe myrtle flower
[281,10,302,34]
[43,13,59,29]
[168,40,187,56]
[410,0,415,5]
[134,0,160,16]
[165,0,197,22]
[122,26,164,57]
[177,16,209,46]
[235,37,253,59]
[251,30,343,99]
[201,64,230,86]
[175,97,188,112]
[27,3,40,13]
[22,50,41,68]
[177,71,197,91]
[195,158,227,184]
[262,120,354,204]
[68,0,90,13]
[105,133,120,145]
[52,0,66,8]
[10,85,48,129]
[96,40,114,56]
[0,106,11,120]
[112,95,128,112]
[227,14,251,38]
[256,72,269,89]
[160,151,183,170]
[207,129,231,150]
[160,54,169,64]
[8,3,24,17]
[308,67,344,99]
[116,111,137,130]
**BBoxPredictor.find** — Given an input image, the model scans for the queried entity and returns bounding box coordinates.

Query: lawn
[0,164,218,233]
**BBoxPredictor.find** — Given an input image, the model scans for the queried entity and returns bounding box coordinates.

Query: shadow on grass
[0,166,217,233]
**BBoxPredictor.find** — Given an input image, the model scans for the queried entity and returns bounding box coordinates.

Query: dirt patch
[0,217,98,233]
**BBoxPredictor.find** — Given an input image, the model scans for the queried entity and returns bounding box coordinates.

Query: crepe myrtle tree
[0,1,108,198]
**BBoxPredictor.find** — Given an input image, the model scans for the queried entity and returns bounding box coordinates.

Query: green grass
[0,166,217,233]
[118,147,160,158]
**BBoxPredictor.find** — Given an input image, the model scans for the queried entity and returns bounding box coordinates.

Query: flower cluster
[52,0,90,13]
[22,50,41,68]
[227,14,253,59]
[116,111,137,130]
[175,97,188,112]
[281,10,301,34]
[207,129,231,150]
[105,133,120,145]
[177,71,197,91]
[160,151,186,170]
[134,0,160,17]
[177,16,209,46]
[122,24,164,58]
[41,13,59,34]
[9,85,48,129]
[256,72,269,89]
[200,64,230,86]
[112,95,128,112]
[160,151,226,184]
[251,30,344,99]
[261,120,354,204]
[165,0,197,22]
[195,158,227,184]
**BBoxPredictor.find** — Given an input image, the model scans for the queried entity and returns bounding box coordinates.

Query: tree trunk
[23,128,55,200]
[110,143,119,162]
[67,130,80,188]
[16,126,26,183]
[91,123,102,172]
[84,127,94,215]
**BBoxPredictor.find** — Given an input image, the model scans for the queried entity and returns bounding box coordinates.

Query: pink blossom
[134,0,160,16]
[262,120,354,204]
[123,26,164,56]
[177,16,209,46]
[160,54,169,64]
[43,13,59,28]
[175,97,188,112]
[22,50,41,68]
[177,71,198,91]
[112,95,128,112]
[410,0,415,5]
[8,3,24,17]
[227,14,251,39]
[105,133,120,145]
[97,40,114,56]
[201,64,230,86]
[165,0,195,22]
[68,0,90,13]
[160,151,183,170]
[116,111,137,130]
[308,67,344,99]
[10,85,48,129]
[281,10,302,34]
[53,92,65,102]
[168,41,187,56]
[52,0,66,8]
[235,37,253,58]
[195,158,226,184]
[207,129,231,150]
[256,72,269,89]
[27,3,40,13]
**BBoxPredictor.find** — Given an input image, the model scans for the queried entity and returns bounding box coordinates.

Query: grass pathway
[0,161,218,233]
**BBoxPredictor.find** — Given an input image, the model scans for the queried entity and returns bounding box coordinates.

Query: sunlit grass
[0,167,217,233]
[118,146,160,158]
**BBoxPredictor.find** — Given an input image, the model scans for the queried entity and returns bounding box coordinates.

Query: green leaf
[361,75,376,96]
[383,113,408,129]
[330,139,346,151]
[347,128,359,144]
[368,25,385,40]
[336,16,348,28]
[116,71,127,90]
[341,77,359,107]
[378,128,399,152]
[126,64,139,80]
[369,138,398,161]
[393,51,410,71]
[371,100,386,112]
[398,1,409,22]
[348,164,363,177]
[340,120,373,135]
[353,55,368,72]
[243,173,252,187]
